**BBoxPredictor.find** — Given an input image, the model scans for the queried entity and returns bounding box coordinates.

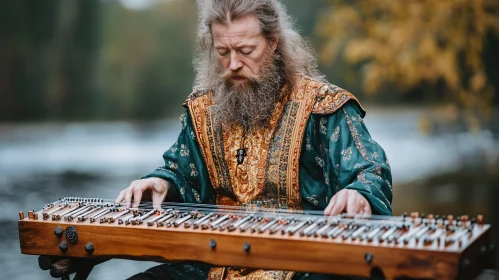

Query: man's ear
[270,38,279,52]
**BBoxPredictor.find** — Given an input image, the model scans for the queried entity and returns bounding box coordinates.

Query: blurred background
[1,0,498,278]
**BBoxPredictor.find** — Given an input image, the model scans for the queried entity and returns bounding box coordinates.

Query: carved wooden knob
[59,241,68,253]
[85,242,94,255]
[54,226,64,239]
[64,226,78,244]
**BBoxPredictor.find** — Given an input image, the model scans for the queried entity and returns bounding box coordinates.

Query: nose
[229,52,243,71]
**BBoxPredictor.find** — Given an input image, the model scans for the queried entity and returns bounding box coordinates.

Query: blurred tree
[316,0,499,132]
[0,0,102,121]
[0,0,325,122]
[100,0,197,120]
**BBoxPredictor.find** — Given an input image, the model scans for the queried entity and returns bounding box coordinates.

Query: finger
[152,192,167,210]
[132,187,144,208]
[124,186,134,208]
[152,179,169,209]
[324,195,337,216]
[152,190,167,210]
[346,192,361,214]
[115,190,125,204]
[330,193,347,215]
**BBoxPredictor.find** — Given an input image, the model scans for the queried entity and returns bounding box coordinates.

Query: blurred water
[1,109,498,279]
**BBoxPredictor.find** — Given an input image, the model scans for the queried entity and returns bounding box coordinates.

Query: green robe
[139,99,393,279]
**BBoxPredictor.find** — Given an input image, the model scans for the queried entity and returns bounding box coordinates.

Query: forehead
[212,15,264,46]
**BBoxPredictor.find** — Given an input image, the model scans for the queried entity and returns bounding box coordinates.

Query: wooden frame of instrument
[19,210,495,280]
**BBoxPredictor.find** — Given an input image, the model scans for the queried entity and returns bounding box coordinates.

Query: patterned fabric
[142,76,393,279]
[184,76,326,210]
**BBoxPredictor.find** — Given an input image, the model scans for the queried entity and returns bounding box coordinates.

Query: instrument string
[55,197,406,223]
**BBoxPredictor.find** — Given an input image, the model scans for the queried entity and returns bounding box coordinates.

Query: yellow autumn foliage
[316,0,499,129]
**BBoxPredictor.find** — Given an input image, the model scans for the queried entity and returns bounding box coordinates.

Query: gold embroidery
[206,109,236,200]
[220,90,287,204]
[312,84,365,116]
[285,76,325,209]
[187,94,236,201]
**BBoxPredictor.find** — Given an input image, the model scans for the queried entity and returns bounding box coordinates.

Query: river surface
[1,108,498,279]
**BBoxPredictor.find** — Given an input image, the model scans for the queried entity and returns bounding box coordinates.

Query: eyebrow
[215,44,257,49]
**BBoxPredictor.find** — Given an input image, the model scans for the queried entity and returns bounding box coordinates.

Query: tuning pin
[209,239,217,250]
[447,215,454,224]
[461,215,469,224]
[242,242,251,253]
[410,212,419,221]
[477,215,484,225]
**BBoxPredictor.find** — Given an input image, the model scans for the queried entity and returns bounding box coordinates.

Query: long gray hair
[193,0,325,91]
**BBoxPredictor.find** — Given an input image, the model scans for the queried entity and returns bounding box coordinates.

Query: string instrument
[18,197,495,280]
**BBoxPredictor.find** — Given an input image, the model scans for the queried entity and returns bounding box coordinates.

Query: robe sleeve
[142,110,216,204]
[302,100,393,215]
[326,101,393,215]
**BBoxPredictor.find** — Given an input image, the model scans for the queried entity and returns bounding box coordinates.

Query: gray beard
[211,53,284,129]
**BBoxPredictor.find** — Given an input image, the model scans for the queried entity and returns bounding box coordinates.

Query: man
[112,0,392,279]
[43,0,390,279]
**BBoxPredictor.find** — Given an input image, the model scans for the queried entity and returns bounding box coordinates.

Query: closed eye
[216,47,229,56]
[240,49,253,55]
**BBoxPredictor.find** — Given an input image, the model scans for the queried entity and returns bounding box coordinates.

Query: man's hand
[324,189,371,216]
[115,178,169,208]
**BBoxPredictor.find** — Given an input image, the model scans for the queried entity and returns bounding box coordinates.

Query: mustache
[220,69,258,83]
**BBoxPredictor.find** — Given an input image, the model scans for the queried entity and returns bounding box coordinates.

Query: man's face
[212,15,277,85]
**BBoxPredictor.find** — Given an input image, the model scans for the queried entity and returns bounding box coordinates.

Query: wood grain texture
[18,212,494,280]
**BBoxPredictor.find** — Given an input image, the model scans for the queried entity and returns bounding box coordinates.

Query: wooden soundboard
[18,198,495,279]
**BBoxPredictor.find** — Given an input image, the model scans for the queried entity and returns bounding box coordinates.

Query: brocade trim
[312,84,365,116]
[186,94,236,202]
[183,89,210,107]
[206,109,236,200]
[264,101,300,208]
